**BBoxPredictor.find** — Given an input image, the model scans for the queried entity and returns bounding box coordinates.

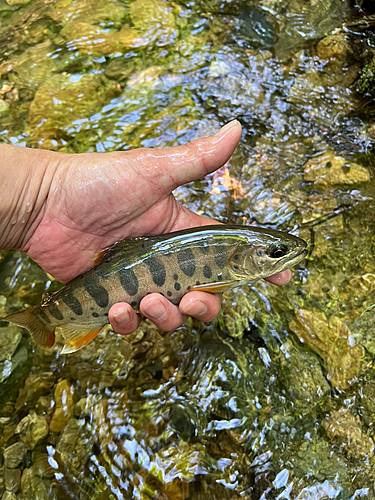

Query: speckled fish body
[4,225,307,353]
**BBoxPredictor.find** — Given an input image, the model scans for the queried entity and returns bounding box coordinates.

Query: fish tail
[3,308,55,348]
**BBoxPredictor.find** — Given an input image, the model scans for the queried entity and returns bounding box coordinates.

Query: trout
[4,225,307,354]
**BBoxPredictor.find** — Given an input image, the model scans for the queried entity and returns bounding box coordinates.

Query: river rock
[16,412,49,450]
[304,151,370,187]
[1,492,18,500]
[4,467,21,492]
[323,408,374,459]
[4,441,27,468]
[50,380,74,433]
[0,326,22,363]
[15,372,55,411]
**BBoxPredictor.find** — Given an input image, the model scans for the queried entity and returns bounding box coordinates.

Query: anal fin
[190,280,240,294]
[57,324,104,354]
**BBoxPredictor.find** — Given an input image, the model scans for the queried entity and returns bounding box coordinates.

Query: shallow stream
[0,0,375,498]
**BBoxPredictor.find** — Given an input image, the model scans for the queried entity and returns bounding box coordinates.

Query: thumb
[131,120,242,192]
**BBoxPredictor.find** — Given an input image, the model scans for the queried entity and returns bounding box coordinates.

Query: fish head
[227,228,307,282]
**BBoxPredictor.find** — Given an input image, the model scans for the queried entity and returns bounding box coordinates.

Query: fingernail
[146,298,167,321]
[112,307,130,325]
[184,300,208,317]
[215,120,239,136]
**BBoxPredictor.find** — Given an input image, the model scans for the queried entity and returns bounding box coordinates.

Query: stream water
[0,0,375,498]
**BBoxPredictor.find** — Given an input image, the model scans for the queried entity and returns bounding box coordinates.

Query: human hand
[3,120,291,335]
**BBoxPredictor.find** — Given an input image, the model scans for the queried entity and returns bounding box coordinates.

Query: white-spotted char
[3,225,307,353]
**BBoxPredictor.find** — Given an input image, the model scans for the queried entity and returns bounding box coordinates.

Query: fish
[3,225,307,354]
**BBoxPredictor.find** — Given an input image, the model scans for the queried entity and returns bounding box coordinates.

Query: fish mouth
[283,248,308,268]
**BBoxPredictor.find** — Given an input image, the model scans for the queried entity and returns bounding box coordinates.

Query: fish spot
[167,291,172,297]
[196,281,201,285]
[178,248,196,277]
[233,265,239,270]
[35,314,46,326]
[119,268,139,296]
[62,290,83,316]
[70,317,76,321]
[48,302,64,321]
[214,245,227,269]
[92,312,99,318]
[145,257,166,287]
[173,274,178,281]
[199,245,210,255]
[187,285,191,290]
[174,282,181,291]
[203,265,212,279]
[84,276,109,308]
[39,309,51,324]
[131,301,137,308]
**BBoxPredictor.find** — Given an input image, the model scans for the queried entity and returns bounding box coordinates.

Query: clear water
[0,0,375,498]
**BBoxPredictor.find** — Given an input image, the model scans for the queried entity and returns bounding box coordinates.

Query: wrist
[0,144,61,250]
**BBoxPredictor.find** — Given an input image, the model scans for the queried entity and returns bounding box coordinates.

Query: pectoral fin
[190,280,241,294]
[57,324,104,354]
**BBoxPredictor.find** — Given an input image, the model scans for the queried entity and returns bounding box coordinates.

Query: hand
[5,120,291,335]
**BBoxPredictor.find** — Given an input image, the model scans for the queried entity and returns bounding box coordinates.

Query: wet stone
[304,151,370,187]
[50,379,74,433]
[0,326,22,363]
[1,492,18,500]
[4,467,21,492]
[21,466,49,500]
[15,372,55,411]
[323,408,374,459]
[317,33,353,62]
[280,346,330,414]
[0,99,9,117]
[4,441,27,468]
[16,412,49,450]
[0,345,28,384]
[289,309,364,390]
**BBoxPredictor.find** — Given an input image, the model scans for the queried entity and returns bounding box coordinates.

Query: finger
[109,302,140,335]
[140,293,187,331]
[179,291,222,322]
[265,269,292,286]
[132,120,242,192]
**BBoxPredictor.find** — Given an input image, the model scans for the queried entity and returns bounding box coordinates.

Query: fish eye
[267,243,289,259]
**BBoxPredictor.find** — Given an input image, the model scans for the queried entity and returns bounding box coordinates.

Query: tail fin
[3,308,55,348]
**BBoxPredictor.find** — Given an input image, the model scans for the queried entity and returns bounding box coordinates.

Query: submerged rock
[20,466,49,500]
[15,372,56,411]
[0,326,22,362]
[130,0,177,47]
[322,408,374,459]
[304,151,370,187]
[280,345,330,414]
[16,412,49,450]
[0,345,28,385]
[289,309,364,390]
[4,441,27,468]
[4,466,21,492]
[27,73,118,145]
[50,379,74,433]
[317,33,353,62]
